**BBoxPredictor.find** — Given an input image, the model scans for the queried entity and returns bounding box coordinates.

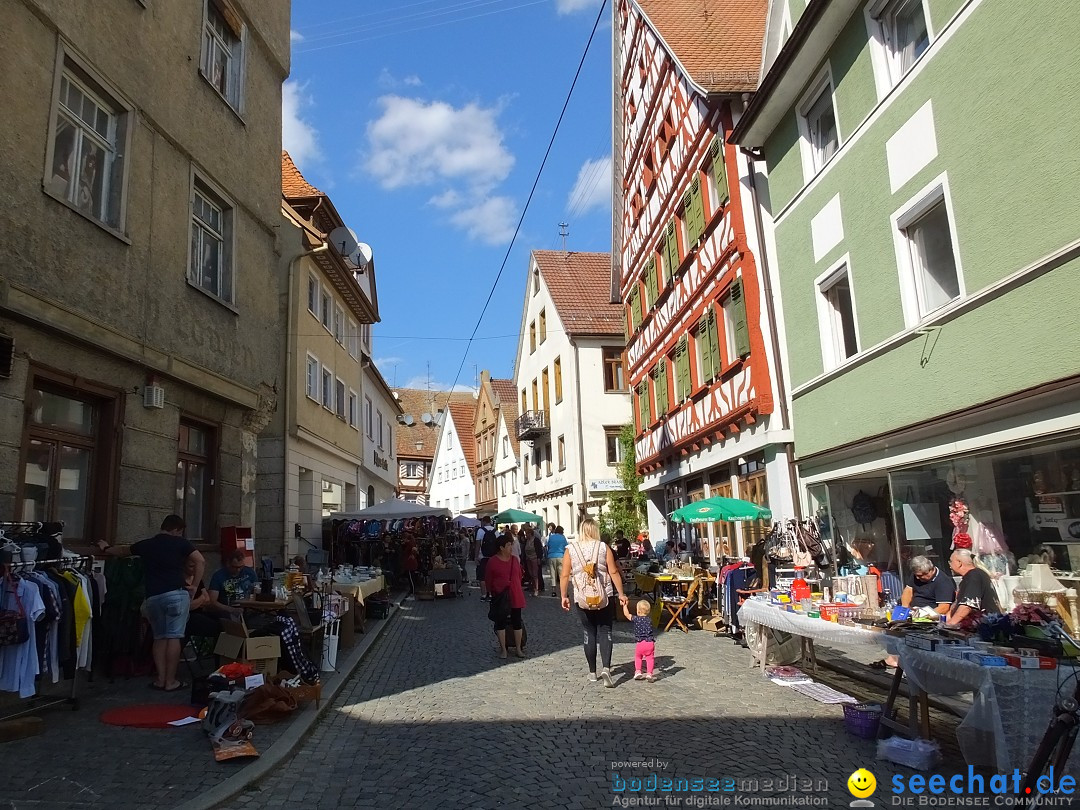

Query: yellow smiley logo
[847,768,876,799]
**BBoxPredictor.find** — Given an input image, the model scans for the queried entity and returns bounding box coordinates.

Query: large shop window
[20,383,117,543]
[176,420,215,542]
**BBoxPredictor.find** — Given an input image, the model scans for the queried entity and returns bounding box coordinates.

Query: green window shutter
[623,306,630,341]
[676,337,691,401]
[630,286,642,330]
[731,279,751,359]
[656,360,668,415]
[708,309,722,377]
[644,257,656,308]
[686,176,705,244]
[710,137,730,208]
[637,382,650,427]
[698,319,714,381]
[661,220,676,283]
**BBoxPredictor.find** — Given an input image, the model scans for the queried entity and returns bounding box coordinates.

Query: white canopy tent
[329,499,452,521]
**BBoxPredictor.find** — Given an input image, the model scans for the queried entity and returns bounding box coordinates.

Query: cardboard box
[1003,654,1057,670]
[962,651,1008,667]
[905,634,940,651]
[214,619,282,675]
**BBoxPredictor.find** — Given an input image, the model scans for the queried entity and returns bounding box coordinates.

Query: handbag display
[0,579,29,647]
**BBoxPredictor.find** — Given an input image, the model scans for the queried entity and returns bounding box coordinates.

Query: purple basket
[843,702,882,739]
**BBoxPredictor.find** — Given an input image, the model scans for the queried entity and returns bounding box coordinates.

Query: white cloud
[374,356,403,368]
[566,156,612,216]
[364,95,514,190]
[290,29,304,43]
[403,75,423,87]
[448,196,518,246]
[555,0,602,14]
[377,69,424,90]
[282,81,320,167]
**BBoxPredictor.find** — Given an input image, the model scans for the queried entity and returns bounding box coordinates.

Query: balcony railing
[515,410,550,441]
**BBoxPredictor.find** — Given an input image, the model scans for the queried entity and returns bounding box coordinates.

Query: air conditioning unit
[143,383,165,409]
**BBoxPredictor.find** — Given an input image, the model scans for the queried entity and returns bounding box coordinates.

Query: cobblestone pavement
[219,594,976,810]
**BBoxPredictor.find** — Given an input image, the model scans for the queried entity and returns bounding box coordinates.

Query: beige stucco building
[0,0,290,553]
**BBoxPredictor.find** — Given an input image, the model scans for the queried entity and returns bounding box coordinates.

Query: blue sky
[286,0,613,392]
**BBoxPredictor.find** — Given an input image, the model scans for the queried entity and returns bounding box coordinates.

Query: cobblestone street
[221,593,948,810]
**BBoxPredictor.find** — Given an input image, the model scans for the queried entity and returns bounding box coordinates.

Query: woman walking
[561,518,629,687]
[485,534,526,659]
[546,525,567,598]
[523,524,541,597]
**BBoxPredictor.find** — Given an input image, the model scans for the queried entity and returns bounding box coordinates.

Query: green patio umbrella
[668,496,772,523]
[491,508,545,526]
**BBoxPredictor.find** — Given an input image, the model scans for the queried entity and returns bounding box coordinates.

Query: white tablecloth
[737,599,891,652]
[897,646,1079,773]
[331,575,385,604]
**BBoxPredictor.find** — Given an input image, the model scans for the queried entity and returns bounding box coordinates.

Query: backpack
[851,490,877,527]
[569,541,609,610]
[479,528,498,558]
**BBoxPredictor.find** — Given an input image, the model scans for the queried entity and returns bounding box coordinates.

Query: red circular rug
[100,704,196,728]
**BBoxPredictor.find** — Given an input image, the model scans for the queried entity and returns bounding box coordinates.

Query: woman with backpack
[560,518,630,687]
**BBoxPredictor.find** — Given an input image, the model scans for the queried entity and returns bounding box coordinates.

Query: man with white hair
[947,548,1000,625]
[879,555,956,669]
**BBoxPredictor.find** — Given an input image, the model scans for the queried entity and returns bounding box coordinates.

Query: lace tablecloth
[897,646,1079,772]
[331,575,385,604]
[737,599,890,652]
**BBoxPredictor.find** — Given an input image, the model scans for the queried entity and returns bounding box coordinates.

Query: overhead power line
[444,0,609,394]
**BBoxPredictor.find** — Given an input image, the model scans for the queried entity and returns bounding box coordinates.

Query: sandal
[868,660,889,671]
[162,681,188,693]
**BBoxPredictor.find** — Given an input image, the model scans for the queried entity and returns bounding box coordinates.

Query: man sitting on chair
[208,550,260,608]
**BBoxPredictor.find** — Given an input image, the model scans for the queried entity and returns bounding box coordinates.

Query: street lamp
[414,440,424,452]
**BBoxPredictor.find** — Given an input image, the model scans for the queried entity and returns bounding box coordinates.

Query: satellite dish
[327,227,358,258]
[397,414,408,425]
[404,415,415,426]
[352,242,373,269]
[421,412,433,426]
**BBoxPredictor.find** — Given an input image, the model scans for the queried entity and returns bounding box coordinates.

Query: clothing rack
[0,554,93,722]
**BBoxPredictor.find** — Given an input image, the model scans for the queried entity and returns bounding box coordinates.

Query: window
[541,367,550,415]
[201,0,245,111]
[365,396,373,438]
[554,357,563,403]
[897,185,962,320]
[189,178,234,304]
[660,220,680,283]
[523,458,529,483]
[651,361,669,417]
[334,378,346,419]
[696,310,722,383]
[605,428,624,465]
[706,138,730,216]
[447,429,453,450]
[500,475,507,497]
[348,390,358,428]
[176,420,214,541]
[321,291,332,330]
[799,73,839,176]
[360,324,372,352]
[545,443,552,476]
[404,463,421,478]
[305,355,319,400]
[347,319,359,359]
[603,348,626,392]
[502,436,508,458]
[321,369,332,409]
[722,280,751,362]
[539,309,547,343]
[529,321,537,354]
[683,175,706,246]
[520,389,527,413]
[377,410,384,448]
[531,378,539,412]
[558,436,565,470]
[875,0,930,86]
[307,276,319,315]
[643,257,658,309]
[333,305,344,344]
[816,261,860,370]
[674,337,692,402]
[45,58,130,230]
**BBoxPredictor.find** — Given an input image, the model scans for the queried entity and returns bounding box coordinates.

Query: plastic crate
[842,702,882,739]
[367,600,390,620]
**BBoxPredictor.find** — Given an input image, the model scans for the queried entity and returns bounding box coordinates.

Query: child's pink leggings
[635,640,655,675]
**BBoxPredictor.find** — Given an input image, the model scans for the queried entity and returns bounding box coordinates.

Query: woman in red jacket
[485,534,526,659]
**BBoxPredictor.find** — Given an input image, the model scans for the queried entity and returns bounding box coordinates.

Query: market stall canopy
[491,508,544,525]
[668,497,772,523]
[453,515,481,528]
[329,500,452,521]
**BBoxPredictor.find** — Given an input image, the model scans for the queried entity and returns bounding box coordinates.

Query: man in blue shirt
[208,550,260,607]
[545,525,568,598]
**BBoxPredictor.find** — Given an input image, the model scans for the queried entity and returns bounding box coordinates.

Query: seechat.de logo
[848,768,877,807]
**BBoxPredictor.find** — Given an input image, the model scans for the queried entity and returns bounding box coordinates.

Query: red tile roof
[394,388,476,460]
[637,0,767,93]
[446,400,480,480]
[532,251,622,336]
[282,151,323,198]
[489,378,521,459]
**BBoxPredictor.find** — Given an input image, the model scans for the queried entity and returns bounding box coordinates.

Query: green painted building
[732,0,1080,592]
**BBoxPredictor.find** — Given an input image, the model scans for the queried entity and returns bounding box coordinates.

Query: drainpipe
[741,142,801,517]
[284,242,329,563]
[572,340,588,530]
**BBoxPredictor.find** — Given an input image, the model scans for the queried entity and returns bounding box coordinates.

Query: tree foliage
[599,423,646,540]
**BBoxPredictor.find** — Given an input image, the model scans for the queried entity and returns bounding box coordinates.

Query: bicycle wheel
[1022,714,1078,808]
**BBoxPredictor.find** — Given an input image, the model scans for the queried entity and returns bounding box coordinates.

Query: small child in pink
[624,598,657,681]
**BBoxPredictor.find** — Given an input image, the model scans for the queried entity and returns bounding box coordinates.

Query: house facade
[514,251,632,537]
[491,377,522,514]
[732,0,1080,576]
[614,0,796,559]
[473,372,518,516]
[257,154,380,563]
[360,361,401,511]
[426,400,479,516]
[0,0,289,551]
[393,388,475,503]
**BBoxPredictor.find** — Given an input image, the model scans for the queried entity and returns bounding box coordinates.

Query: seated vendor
[946,548,1000,627]
[208,550,260,607]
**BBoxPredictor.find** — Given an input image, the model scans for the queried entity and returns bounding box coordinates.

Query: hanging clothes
[0,576,46,698]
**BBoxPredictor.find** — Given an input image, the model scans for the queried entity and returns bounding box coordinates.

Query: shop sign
[634,365,755,462]
[373,452,389,471]
[589,479,624,492]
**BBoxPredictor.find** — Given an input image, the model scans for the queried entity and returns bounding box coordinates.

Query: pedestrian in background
[486,534,526,659]
[475,516,496,601]
[522,523,541,597]
[546,524,567,598]
[561,518,630,687]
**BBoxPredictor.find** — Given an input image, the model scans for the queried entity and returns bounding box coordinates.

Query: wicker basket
[842,702,882,739]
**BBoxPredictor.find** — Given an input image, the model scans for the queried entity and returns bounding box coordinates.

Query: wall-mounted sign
[589,479,624,493]
[373,452,389,471]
